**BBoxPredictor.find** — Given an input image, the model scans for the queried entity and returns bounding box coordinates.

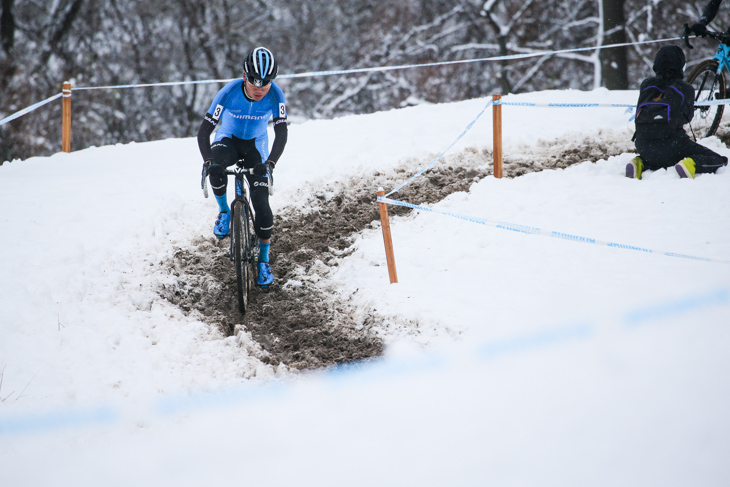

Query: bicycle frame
[228,165,259,312]
[228,165,257,259]
[201,161,269,311]
[200,160,274,313]
[711,43,730,75]
[231,166,254,208]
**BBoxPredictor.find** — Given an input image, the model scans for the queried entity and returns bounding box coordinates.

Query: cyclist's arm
[198,82,232,161]
[268,117,288,164]
[700,0,723,25]
[197,114,217,162]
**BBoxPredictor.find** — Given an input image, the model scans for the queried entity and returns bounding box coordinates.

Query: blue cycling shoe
[257,262,273,287]
[214,211,230,239]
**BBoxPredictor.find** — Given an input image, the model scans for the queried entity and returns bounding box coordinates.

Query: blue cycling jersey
[206,79,287,142]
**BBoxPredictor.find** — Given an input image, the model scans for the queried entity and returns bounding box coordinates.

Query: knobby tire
[685,59,726,138]
[232,201,250,314]
[244,201,256,297]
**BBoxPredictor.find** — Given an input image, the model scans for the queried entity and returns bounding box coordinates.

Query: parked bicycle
[202,161,269,314]
[683,27,730,138]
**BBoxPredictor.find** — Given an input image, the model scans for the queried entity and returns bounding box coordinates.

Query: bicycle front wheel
[685,59,726,138]
[232,201,252,313]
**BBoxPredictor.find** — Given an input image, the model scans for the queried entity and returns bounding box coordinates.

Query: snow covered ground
[1,88,729,486]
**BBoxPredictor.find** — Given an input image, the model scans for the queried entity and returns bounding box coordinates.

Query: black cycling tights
[208,136,273,240]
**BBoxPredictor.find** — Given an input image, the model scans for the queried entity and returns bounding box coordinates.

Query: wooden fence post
[62,81,72,153]
[377,188,398,284]
[492,94,503,179]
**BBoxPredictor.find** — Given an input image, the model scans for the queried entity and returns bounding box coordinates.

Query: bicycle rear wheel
[232,200,253,313]
[685,59,726,138]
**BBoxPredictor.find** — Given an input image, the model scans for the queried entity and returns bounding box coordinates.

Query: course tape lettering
[378,196,730,265]
[498,101,635,108]
[0,93,63,127]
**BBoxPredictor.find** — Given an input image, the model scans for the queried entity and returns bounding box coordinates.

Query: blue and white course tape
[378,196,730,265]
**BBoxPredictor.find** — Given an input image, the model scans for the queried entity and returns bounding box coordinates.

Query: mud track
[159,137,632,371]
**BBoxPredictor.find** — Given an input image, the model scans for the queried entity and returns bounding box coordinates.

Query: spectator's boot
[626,156,643,179]
[675,157,696,179]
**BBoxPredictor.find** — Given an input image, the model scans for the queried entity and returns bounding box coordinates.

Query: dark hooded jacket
[634,45,694,141]
[652,44,686,80]
[632,44,727,174]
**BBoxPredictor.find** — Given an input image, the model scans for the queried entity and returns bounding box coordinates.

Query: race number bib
[279,103,286,118]
[212,104,224,121]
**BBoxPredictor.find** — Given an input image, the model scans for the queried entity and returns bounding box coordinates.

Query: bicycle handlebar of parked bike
[683,25,730,49]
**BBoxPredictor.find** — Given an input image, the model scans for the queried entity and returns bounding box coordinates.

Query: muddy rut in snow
[159,137,632,370]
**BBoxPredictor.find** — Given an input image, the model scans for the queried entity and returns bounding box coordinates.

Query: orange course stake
[492,94,503,179]
[377,188,398,284]
[62,81,72,153]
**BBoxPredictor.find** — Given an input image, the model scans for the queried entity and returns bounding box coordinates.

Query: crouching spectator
[628,44,727,179]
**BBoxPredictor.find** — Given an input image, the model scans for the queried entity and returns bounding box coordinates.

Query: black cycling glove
[253,160,275,176]
[690,22,709,37]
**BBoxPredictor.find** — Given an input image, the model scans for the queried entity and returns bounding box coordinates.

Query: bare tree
[0,0,15,90]
[4,0,729,163]
[601,0,628,89]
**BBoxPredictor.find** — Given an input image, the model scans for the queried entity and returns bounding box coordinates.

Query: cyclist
[197,46,288,287]
[689,0,723,38]
[627,45,728,179]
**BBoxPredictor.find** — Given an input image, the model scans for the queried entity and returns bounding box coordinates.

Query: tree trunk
[0,0,15,89]
[601,0,628,89]
[1,0,14,54]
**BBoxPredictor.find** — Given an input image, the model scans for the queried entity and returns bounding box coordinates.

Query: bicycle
[683,27,730,138]
[201,161,270,314]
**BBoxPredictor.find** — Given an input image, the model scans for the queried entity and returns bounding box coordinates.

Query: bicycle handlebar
[201,162,272,198]
[223,166,256,176]
[683,24,730,49]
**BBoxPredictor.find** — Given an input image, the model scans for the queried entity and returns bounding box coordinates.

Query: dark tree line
[1,0,727,162]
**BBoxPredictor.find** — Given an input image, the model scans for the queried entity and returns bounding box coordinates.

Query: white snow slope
[1,88,729,486]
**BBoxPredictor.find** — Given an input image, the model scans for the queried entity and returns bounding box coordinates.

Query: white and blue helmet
[243,46,278,87]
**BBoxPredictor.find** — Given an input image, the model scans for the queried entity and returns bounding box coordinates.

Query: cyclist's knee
[257,225,273,241]
[256,212,273,239]
[208,164,228,192]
